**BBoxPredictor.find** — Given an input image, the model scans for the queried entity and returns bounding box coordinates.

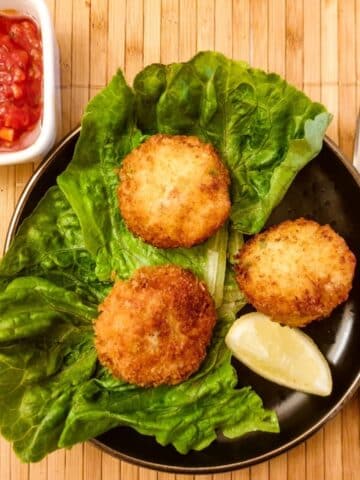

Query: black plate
[5,129,360,474]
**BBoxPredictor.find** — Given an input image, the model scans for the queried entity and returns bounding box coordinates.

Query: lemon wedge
[225,312,332,396]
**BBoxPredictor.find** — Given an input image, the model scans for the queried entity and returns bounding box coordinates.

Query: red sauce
[0,13,43,151]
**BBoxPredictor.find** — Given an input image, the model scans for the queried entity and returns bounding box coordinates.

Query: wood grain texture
[215,0,232,57]
[197,0,215,51]
[144,0,161,65]
[71,0,90,124]
[101,451,121,480]
[232,0,250,62]
[0,1,359,479]
[321,0,339,142]
[47,450,65,480]
[267,4,288,477]
[250,0,268,69]
[125,0,144,84]
[83,443,101,480]
[55,0,72,135]
[303,0,321,101]
[303,5,323,479]
[107,0,126,76]
[179,0,197,60]
[268,0,285,76]
[161,0,179,63]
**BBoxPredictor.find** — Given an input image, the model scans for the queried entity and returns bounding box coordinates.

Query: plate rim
[3,129,360,473]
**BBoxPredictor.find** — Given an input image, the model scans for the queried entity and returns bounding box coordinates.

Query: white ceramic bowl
[0,0,60,166]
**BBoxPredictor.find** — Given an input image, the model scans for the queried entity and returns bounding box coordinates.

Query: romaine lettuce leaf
[0,187,85,277]
[0,319,97,462]
[57,69,228,305]
[0,51,332,462]
[0,277,96,341]
[0,186,107,303]
[57,52,330,292]
[134,51,331,233]
[0,259,277,462]
[0,178,274,462]
[59,317,278,455]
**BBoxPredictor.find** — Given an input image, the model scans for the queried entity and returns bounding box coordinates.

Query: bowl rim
[3,129,360,473]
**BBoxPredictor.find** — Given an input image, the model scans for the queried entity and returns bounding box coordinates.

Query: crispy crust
[235,218,356,327]
[94,265,216,387]
[118,134,231,248]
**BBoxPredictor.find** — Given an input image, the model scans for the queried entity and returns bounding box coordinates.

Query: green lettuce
[0,317,97,461]
[58,326,277,455]
[0,113,277,465]
[0,260,277,462]
[0,186,108,303]
[0,51,331,462]
[57,71,228,310]
[134,51,331,233]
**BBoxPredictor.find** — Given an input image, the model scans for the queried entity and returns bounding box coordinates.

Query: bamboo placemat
[0,1,359,479]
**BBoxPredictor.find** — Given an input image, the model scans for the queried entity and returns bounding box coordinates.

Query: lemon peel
[225,312,332,396]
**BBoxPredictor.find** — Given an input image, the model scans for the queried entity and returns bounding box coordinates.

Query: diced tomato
[4,104,30,129]
[0,71,11,83]
[0,127,14,142]
[11,49,29,70]
[11,84,24,99]
[11,66,26,83]
[0,83,13,99]
[0,13,42,150]
[9,21,40,51]
[29,48,41,62]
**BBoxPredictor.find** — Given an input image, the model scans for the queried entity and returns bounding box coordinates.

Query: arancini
[94,264,217,387]
[235,218,356,327]
[118,134,230,248]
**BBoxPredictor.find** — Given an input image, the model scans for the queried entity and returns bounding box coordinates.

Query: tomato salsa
[0,13,42,150]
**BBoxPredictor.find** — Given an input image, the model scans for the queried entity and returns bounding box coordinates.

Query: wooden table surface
[0,1,359,479]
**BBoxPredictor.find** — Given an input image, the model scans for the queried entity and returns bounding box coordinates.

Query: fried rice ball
[235,218,356,327]
[94,265,216,387]
[118,134,231,248]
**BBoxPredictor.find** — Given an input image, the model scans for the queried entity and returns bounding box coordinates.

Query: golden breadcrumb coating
[118,134,230,248]
[94,265,216,387]
[235,218,356,327]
